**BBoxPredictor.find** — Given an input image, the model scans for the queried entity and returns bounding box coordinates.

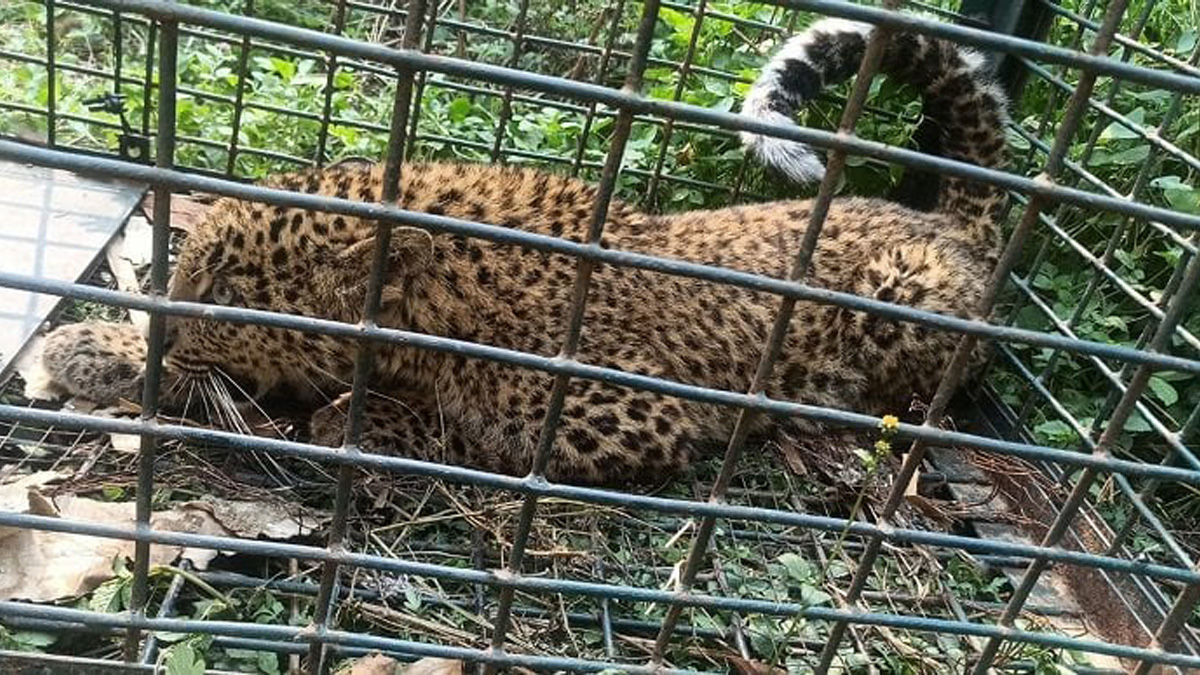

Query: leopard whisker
[213,367,333,485]
[297,353,419,414]
[214,366,289,441]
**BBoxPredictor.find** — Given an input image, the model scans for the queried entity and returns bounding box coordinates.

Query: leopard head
[161,170,434,401]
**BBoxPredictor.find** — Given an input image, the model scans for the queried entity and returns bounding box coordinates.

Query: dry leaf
[0,472,62,532]
[0,481,328,602]
[772,435,808,477]
[140,192,215,234]
[108,433,142,454]
[402,658,462,675]
[344,654,399,675]
[105,225,150,334]
[12,334,65,401]
[0,486,186,602]
[903,455,920,498]
[340,655,464,675]
[727,655,786,675]
[180,496,327,540]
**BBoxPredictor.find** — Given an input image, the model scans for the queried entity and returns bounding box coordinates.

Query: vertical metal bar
[482,2,660,668]
[225,0,255,177]
[112,9,123,94]
[455,0,466,58]
[817,2,1133,671]
[122,17,177,662]
[313,0,348,167]
[644,0,706,209]
[974,249,1200,673]
[404,0,438,160]
[141,20,155,137]
[45,0,57,146]
[488,0,531,163]
[302,2,426,673]
[648,5,904,668]
[1083,43,1200,553]
[1135,571,1200,675]
[569,0,626,177]
[139,561,188,664]
[595,559,616,658]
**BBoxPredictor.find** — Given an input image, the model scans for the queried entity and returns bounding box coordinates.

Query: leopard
[42,19,1008,486]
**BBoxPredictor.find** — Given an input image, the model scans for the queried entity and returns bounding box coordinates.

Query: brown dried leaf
[340,655,463,675]
[772,436,808,477]
[12,334,65,401]
[343,654,400,675]
[139,192,216,234]
[0,482,328,602]
[402,658,463,675]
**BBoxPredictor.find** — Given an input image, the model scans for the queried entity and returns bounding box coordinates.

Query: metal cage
[1,0,1199,672]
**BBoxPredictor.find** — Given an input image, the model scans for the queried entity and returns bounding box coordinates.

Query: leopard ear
[337,226,434,277]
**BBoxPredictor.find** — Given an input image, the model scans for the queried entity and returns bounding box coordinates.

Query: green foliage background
[2,0,1200,666]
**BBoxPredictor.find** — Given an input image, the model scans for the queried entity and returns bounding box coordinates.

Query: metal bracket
[83,93,151,164]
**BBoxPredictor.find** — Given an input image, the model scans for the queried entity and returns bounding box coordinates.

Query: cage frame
[1,0,1200,672]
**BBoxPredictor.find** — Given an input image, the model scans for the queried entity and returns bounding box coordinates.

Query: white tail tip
[739,130,826,185]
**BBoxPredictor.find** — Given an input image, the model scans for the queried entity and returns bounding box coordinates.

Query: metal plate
[0,158,146,374]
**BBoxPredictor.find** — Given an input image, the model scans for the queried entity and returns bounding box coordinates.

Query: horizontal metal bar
[5,410,1200,586]
[1038,0,1200,77]
[757,0,1200,92]
[8,247,1200,481]
[0,601,695,674]
[4,594,1200,668]
[54,0,1200,233]
[1022,58,1200,174]
[4,142,1200,381]
[1005,125,1196,254]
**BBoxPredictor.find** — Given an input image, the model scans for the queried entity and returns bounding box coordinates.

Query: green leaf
[269,57,296,82]
[10,631,56,649]
[1124,411,1152,433]
[1092,144,1150,166]
[1177,29,1198,54]
[1034,419,1074,442]
[1099,108,1145,141]
[1151,176,1200,214]
[799,584,832,607]
[164,643,205,675]
[448,97,472,124]
[258,650,281,675]
[777,552,812,582]
[89,577,127,613]
[1148,377,1179,406]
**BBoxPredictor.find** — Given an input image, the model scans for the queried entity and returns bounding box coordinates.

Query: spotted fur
[42,322,147,406]
[45,176,996,487]
[41,28,1007,486]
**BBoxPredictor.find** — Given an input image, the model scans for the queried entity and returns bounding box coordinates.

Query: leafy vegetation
[2,0,1200,670]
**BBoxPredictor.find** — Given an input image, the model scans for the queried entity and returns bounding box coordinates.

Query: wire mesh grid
[1,0,1199,672]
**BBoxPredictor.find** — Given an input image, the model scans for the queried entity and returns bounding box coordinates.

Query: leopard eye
[211,279,234,305]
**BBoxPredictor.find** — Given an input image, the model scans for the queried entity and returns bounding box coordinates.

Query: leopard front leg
[308,391,479,468]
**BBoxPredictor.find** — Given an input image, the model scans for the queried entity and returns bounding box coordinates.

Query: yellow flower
[874,439,891,454]
[880,415,900,433]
